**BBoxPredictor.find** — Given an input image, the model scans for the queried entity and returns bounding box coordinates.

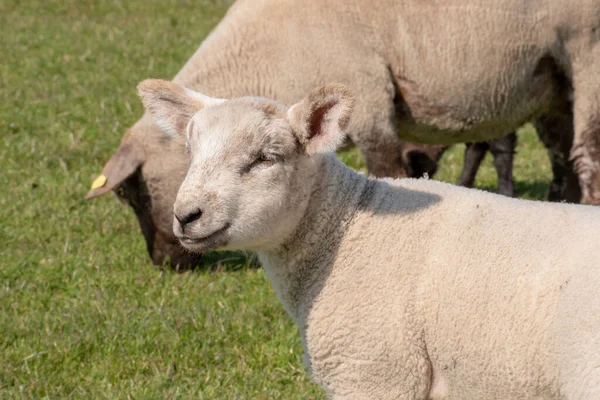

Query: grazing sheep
[138,79,600,399]
[88,0,599,267]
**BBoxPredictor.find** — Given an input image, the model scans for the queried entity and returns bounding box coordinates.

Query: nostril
[175,209,203,229]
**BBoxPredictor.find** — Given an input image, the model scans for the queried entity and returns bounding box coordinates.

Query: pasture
[1,0,552,398]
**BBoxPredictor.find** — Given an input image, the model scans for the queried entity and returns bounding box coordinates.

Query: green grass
[1,1,552,398]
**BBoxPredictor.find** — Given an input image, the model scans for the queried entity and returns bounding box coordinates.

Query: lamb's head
[137,79,354,253]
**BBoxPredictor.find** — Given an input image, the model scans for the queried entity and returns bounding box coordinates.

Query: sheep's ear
[287,84,354,155]
[137,79,226,138]
[85,137,145,200]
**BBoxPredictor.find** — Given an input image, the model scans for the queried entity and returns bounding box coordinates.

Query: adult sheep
[88,0,596,267]
[139,79,600,400]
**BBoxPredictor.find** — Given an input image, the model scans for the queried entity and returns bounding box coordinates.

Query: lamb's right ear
[137,79,226,138]
[287,84,354,155]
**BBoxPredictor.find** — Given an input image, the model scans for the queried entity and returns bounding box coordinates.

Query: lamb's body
[262,155,600,399]
[137,74,600,397]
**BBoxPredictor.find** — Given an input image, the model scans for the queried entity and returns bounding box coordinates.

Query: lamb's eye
[247,154,276,172]
[258,155,274,167]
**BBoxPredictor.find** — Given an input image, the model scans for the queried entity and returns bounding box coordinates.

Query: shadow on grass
[164,250,259,273]
[476,180,548,201]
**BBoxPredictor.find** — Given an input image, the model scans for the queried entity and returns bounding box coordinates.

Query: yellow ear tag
[90,174,107,190]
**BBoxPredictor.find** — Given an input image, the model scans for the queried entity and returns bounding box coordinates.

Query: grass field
[1,1,553,398]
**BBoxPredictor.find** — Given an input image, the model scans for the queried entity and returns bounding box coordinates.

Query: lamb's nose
[175,209,202,231]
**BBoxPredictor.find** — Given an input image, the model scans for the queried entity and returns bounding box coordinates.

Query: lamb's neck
[257,156,372,325]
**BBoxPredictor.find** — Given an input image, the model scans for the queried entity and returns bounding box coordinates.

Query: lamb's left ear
[287,84,355,155]
[137,79,226,138]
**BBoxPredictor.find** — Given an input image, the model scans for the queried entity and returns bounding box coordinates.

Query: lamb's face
[174,100,307,253]
[136,79,354,254]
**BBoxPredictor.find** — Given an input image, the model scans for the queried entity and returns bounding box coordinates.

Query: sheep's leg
[489,133,517,197]
[571,117,600,205]
[347,92,409,178]
[457,141,489,188]
[351,123,408,178]
[534,113,581,203]
[571,113,600,205]
[349,77,450,179]
[568,48,600,205]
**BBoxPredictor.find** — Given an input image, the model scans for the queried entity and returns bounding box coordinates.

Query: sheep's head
[85,119,201,268]
[137,79,354,253]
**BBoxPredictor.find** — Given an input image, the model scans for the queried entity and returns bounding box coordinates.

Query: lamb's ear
[137,79,226,138]
[287,84,354,155]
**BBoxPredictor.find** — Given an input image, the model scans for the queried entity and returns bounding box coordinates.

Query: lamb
[137,79,600,399]
[88,0,599,267]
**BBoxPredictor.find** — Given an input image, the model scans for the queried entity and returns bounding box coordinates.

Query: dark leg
[535,112,581,203]
[457,141,490,188]
[489,133,517,197]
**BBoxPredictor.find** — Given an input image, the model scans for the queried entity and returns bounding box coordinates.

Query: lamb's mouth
[179,223,231,247]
